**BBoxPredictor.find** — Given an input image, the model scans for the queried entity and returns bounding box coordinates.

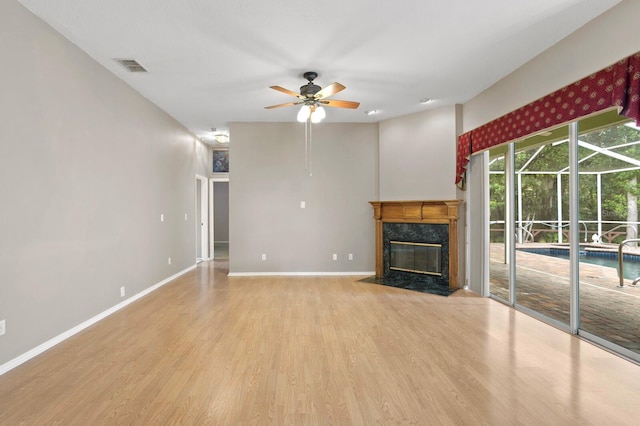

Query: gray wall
[214,182,229,242]
[379,106,460,201]
[0,1,209,366]
[229,122,378,274]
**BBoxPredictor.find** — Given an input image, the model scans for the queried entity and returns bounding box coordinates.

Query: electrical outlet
[349,253,353,260]
[120,287,125,298]
[300,201,306,209]
[168,257,172,265]
[0,319,5,336]
[332,253,337,261]
[184,213,188,221]
[261,253,267,261]
[160,214,164,222]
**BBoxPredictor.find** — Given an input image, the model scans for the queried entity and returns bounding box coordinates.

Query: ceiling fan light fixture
[297,105,311,122]
[420,98,435,104]
[365,110,377,116]
[311,106,326,123]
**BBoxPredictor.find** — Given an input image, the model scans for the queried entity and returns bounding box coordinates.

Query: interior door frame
[195,175,209,261]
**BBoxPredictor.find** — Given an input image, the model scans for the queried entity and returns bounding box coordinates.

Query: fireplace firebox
[390,241,442,276]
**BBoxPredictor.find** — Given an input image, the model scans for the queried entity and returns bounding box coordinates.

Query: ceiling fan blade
[264,101,301,109]
[322,99,360,109]
[270,85,303,98]
[315,82,346,99]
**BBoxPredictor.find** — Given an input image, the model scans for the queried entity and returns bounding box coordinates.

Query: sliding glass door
[485,113,640,361]
[577,121,640,357]
[512,131,571,327]
[488,152,509,301]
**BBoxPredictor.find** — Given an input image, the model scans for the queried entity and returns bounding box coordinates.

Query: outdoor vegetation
[489,121,640,245]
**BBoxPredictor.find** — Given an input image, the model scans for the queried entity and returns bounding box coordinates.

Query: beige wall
[229,122,378,274]
[464,0,640,132]
[379,106,459,200]
[0,1,209,367]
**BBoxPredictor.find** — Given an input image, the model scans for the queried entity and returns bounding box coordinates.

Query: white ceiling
[17,0,621,141]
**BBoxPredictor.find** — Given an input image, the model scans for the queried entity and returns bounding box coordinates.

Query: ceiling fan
[264,71,360,122]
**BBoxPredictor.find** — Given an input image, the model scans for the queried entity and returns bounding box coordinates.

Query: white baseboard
[228,271,375,277]
[0,264,196,377]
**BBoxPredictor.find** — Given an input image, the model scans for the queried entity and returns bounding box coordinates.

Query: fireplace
[390,241,442,276]
[370,200,463,291]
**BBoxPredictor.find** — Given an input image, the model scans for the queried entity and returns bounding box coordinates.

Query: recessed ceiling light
[365,110,378,116]
[215,133,229,143]
[419,98,435,104]
[199,127,229,143]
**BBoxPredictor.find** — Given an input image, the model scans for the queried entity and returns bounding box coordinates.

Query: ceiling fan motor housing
[300,83,321,98]
[300,71,321,98]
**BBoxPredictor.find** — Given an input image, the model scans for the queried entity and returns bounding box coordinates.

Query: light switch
[300,201,306,209]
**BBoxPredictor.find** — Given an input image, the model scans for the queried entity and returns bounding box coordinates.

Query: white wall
[229,122,378,274]
[379,106,459,201]
[0,1,209,367]
[466,153,489,295]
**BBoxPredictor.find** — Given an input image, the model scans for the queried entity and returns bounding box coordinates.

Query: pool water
[518,248,640,280]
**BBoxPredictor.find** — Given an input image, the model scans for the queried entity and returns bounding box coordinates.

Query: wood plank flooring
[1,260,639,425]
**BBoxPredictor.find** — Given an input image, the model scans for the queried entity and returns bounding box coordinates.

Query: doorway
[196,175,209,262]
[211,179,229,259]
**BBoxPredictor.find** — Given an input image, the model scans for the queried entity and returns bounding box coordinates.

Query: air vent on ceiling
[114,58,147,73]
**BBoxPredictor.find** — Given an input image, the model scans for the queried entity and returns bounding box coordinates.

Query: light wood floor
[1,261,639,425]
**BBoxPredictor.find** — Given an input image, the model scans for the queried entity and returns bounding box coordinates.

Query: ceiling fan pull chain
[309,120,313,177]
[304,119,308,173]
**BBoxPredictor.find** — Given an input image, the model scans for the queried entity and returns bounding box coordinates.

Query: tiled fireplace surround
[369,200,463,292]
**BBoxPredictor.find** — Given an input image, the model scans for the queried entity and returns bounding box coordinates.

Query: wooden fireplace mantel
[369,200,463,290]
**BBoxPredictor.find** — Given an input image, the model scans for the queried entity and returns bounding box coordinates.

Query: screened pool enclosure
[487,114,640,362]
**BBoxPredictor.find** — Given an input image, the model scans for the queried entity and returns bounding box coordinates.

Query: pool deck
[490,242,640,353]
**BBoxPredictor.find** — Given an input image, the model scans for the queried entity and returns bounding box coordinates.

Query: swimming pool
[517,247,640,280]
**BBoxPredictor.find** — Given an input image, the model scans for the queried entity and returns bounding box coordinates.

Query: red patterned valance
[616,53,640,122]
[455,132,471,187]
[455,51,640,186]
